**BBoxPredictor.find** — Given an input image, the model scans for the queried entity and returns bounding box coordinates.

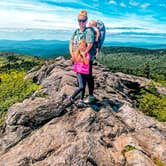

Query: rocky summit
[0,57,166,166]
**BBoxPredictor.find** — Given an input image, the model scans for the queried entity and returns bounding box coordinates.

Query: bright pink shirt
[73,53,90,75]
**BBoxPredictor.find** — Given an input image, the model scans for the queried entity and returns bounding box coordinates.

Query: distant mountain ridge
[0,40,69,58]
[104,41,166,49]
[0,39,166,58]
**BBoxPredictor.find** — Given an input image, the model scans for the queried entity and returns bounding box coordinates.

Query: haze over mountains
[0,40,69,57]
[0,39,166,58]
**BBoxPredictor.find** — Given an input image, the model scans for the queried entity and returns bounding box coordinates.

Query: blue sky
[0,0,166,44]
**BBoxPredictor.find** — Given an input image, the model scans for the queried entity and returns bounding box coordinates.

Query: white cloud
[48,0,78,2]
[120,2,126,7]
[159,4,166,8]
[0,0,102,30]
[109,0,116,5]
[129,2,150,9]
[0,28,73,40]
[140,3,150,9]
[0,0,165,41]
[0,9,78,29]
[129,0,139,6]
[0,0,80,30]
[102,14,166,35]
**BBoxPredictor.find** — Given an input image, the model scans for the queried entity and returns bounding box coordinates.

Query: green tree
[6,55,19,63]
[143,62,150,78]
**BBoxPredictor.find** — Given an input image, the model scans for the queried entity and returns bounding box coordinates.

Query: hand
[70,57,74,62]
[71,52,75,58]
[80,52,86,58]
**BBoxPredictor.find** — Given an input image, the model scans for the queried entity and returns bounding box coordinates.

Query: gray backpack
[96,20,106,50]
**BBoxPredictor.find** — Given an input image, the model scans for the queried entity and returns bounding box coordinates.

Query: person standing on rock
[68,39,90,108]
[69,10,96,104]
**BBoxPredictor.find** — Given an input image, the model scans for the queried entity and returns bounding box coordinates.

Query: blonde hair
[78,10,87,18]
[75,40,87,58]
[75,40,88,64]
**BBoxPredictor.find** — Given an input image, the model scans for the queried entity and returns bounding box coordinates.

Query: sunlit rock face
[0,57,166,166]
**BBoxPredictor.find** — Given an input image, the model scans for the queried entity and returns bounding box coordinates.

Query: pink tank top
[73,53,90,75]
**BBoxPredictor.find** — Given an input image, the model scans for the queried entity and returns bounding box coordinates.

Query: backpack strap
[74,28,80,37]
[73,27,96,59]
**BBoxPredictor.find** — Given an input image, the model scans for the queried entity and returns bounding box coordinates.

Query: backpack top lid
[96,20,105,31]
[96,20,106,49]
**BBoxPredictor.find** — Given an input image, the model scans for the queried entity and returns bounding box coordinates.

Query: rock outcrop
[0,57,166,166]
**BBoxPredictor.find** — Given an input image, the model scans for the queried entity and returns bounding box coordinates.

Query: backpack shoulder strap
[84,27,96,41]
[85,27,95,33]
[74,28,80,36]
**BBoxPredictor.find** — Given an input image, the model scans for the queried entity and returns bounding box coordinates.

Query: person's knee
[78,85,84,91]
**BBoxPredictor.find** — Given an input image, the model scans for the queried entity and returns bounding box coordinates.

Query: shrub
[136,82,166,122]
[123,145,135,153]
[0,71,41,127]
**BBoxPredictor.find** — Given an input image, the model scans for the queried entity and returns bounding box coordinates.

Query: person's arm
[84,43,93,55]
[94,28,100,42]
[69,30,77,60]
[81,53,89,65]
[69,40,74,60]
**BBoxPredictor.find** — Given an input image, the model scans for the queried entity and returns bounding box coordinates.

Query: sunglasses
[78,19,87,23]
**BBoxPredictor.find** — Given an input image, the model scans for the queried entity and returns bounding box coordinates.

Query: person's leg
[77,74,87,108]
[84,61,96,103]
[71,73,84,100]
[80,74,87,100]
[64,73,84,108]
[88,60,94,95]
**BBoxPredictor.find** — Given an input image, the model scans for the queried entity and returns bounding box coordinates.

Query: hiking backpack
[96,20,106,50]
[73,21,105,56]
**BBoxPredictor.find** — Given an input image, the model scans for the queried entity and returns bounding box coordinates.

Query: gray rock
[0,57,166,165]
[125,149,156,166]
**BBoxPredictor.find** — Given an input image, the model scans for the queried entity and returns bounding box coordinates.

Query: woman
[69,10,96,104]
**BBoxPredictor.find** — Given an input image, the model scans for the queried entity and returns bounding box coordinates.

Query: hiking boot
[84,95,96,104]
[77,100,84,108]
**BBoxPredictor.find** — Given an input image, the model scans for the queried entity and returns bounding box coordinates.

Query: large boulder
[0,57,165,165]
